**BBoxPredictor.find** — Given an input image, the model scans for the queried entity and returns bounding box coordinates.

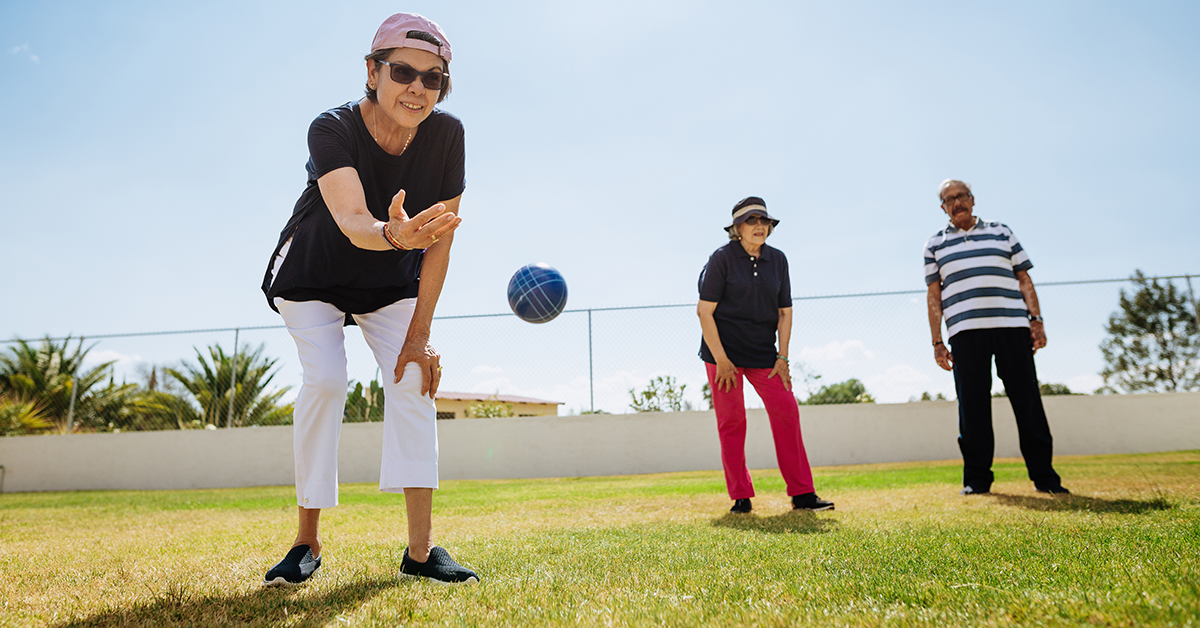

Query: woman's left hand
[395,333,441,398]
[767,358,792,391]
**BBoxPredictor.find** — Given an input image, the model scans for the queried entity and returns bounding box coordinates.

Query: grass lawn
[1,451,1198,627]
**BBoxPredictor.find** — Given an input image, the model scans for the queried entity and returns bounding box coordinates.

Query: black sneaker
[961,486,990,495]
[730,498,752,514]
[792,493,834,511]
[1036,485,1071,495]
[263,544,321,587]
[399,546,478,585]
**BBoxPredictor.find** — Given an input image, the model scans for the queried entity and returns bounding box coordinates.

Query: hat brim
[725,209,780,230]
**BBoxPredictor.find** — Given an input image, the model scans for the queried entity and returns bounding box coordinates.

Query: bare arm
[927,282,953,371]
[317,167,460,251]
[697,300,738,392]
[768,307,793,390]
[393,194,462,397]
[1016,269,1047,352]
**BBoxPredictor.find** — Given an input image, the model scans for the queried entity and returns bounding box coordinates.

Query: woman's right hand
[714,357,739,392]
[386,189,462,250]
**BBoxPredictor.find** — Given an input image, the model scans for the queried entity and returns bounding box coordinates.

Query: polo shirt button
[754,272,758,276]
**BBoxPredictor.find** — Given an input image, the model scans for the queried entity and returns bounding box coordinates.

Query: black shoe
[400,546,478,585]
[961,486,991,495]
[263,544,321,586]
[1036,485,1071,495]
[792,493,834,511]
[730,498,752,513]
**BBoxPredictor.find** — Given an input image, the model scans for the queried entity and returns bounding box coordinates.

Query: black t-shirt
[698,241,792,368]
[262,101,466,320]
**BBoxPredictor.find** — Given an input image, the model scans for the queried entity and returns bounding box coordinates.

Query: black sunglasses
[378,60,449,91]
[742,216,774,226]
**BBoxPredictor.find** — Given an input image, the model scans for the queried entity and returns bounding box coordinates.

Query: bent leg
[950,330,996,492]
[356,298,440,494]
[745,368,815,496]
[706,362,754,499]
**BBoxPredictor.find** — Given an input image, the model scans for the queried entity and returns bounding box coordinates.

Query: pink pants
[706,363,815,500]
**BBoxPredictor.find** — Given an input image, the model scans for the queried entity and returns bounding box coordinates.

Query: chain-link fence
[3,275,1197,434]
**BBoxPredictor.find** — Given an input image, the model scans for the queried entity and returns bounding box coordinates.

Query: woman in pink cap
[261,12,476,585]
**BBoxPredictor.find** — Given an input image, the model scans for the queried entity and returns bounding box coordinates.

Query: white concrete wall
[1,392,1196,493]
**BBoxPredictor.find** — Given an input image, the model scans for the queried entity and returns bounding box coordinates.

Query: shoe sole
[794,505,835,512]
[399,571,479,585]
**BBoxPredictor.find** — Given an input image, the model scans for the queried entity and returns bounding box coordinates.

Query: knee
[303,368,348,399]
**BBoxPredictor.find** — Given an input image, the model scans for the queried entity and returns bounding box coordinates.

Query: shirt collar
[731,241,771,260]
[945,217,980,234]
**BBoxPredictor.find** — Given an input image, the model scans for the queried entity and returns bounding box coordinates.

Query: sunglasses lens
[390,65,418,84]
[421,73,445,90]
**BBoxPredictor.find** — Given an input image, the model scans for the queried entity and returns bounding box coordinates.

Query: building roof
[435,391,562,405]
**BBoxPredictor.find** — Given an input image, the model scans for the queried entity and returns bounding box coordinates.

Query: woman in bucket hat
[260,12,475,585]
[697,197,834,514]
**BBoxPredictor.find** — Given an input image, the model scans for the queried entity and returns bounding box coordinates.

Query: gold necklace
[372,102,413,155]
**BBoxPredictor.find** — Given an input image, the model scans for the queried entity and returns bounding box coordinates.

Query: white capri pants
[275,296,439,509]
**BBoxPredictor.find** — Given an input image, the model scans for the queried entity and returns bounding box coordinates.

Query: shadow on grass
[711,509,840,535]
[53,576,399,628]
[991,492,1173,514]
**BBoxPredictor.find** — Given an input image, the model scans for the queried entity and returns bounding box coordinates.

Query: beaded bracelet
[776,354,789,363]
[382,223,410,251]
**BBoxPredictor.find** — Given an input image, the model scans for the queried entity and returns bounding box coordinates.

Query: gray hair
[937,179,972,202]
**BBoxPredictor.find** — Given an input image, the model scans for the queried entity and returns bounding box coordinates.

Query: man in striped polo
[923,179,1069,496]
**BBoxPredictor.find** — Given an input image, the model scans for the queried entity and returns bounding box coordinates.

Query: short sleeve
[306,109,357,179]
[923,239,940,286]
[698,250,727,302]
[777,252,792,308]
[439,116,466,201]
[1006,226,1033,272]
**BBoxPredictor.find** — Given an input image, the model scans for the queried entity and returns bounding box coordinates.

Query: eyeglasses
[742,216,774,226]
[942,192,972,205]
[378,60,449,91]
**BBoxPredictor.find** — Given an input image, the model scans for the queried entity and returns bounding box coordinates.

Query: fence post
[588,309,594,413]
[65,336,83,434]
[227,328,239,428]
[1187,275,1200,333]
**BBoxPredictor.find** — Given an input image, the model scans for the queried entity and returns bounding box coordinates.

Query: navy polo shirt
[698,241,792,368]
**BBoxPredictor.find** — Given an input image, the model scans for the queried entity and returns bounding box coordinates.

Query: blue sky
[2,1,1197,409]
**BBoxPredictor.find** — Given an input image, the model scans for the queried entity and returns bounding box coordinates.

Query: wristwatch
[1029,315,1044,323]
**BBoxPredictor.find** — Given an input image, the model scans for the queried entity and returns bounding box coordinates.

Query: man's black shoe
[399,546,478,585]
[263,544,321,586]
[961,486,990,495]
[730,498,752,513]
[792,493,835,511]
[1036,485,1071,495]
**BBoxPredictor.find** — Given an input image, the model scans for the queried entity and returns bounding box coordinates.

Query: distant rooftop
[435,391,562,405]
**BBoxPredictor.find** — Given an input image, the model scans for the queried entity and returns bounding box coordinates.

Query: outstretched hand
[395,333,441,398]
[386,189,462,250]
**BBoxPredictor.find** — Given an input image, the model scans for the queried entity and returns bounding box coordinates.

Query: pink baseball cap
[370,13,452,62]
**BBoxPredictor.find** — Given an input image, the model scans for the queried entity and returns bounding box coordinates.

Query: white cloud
[1064,373,1104,395]
[798,340,875,364]
[85,349,143,367]
[10,44,38,63]
[862,363,943,403]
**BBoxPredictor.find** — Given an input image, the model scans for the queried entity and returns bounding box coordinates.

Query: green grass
[2,452,1198,627]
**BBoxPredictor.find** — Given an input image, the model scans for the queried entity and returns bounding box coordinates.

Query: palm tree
[166,343,293,428]
[0,337,137,433]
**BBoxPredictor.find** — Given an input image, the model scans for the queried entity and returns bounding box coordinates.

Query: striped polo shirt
[923,218,1032,339]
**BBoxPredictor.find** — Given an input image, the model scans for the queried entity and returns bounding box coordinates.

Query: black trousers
[949,327,1061,491]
